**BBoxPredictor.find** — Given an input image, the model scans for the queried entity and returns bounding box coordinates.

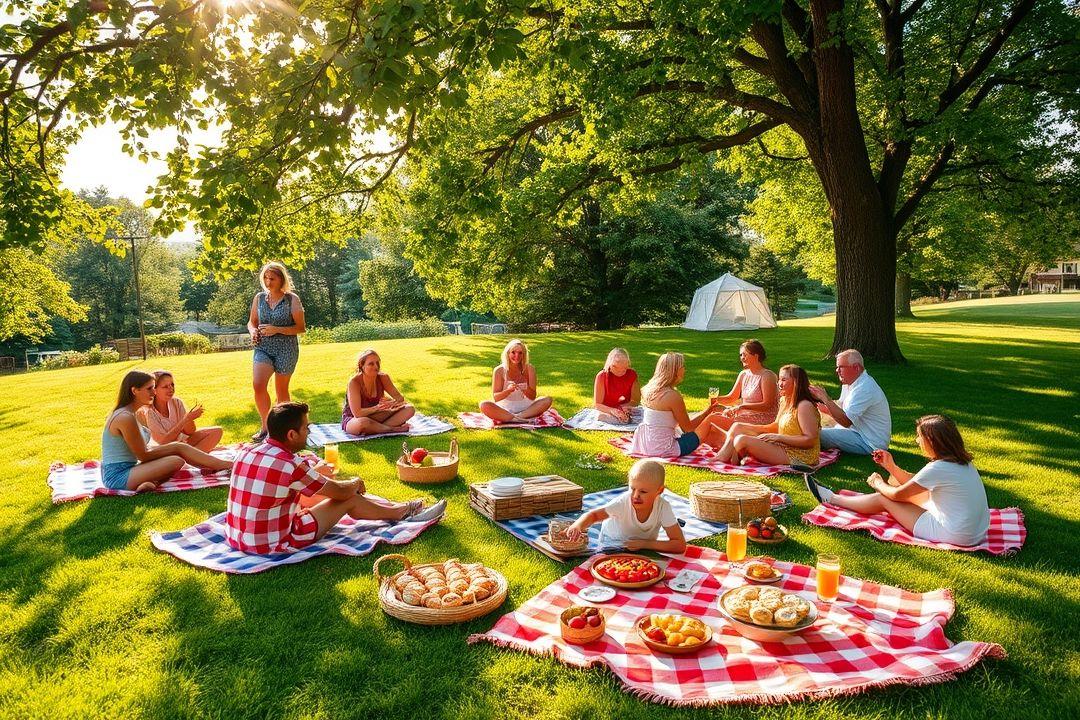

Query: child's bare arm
[625,522,687,553]
[565,508,608,541]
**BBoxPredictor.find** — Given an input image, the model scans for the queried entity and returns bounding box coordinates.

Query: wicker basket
[396,439,459,484]
[559,606,606,645]
[374,553,508,625]
[690,480,772,523]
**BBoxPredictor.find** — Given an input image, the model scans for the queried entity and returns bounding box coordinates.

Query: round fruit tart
[591,554,663,588]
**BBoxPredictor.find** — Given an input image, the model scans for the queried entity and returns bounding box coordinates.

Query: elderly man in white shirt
[810,349,891,455]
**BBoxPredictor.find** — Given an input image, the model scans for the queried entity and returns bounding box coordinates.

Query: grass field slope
[1,295,1078,719]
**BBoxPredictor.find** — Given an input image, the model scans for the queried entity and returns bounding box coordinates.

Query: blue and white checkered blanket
[306,413,454,448]
[491,487,791,558]
[150,508,442,574]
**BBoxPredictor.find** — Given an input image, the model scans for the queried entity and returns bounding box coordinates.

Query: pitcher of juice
[726,524,747,562]
[816,553,841,602]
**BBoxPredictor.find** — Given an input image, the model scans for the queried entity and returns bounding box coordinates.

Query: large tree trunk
[811,0,905,363]
[894,271,914,317]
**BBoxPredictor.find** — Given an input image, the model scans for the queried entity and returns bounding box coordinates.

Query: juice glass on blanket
[709,387,720,405]
[726,524,747,562]
[816,553,841,602]
[324,443,340,471]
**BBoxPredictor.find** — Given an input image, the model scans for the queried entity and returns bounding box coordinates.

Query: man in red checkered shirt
[226,402,443,554]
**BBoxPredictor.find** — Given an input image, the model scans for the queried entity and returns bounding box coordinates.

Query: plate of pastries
[375,554,508,625]
[718,585,817,642]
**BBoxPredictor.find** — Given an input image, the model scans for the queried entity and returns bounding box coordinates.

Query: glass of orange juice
[726,524,747,562]
[324,443,340,470]
[816,553,841,602]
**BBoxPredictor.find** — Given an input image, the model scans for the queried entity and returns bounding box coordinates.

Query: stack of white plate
[489,477,524,497]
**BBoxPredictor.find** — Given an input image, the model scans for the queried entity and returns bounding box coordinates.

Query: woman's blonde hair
[604,347,630,373]
[259,261,293,294]
[501,339,529,372]
[641,352,684,403]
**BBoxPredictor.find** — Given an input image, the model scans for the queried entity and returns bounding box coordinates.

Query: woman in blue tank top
[247,262,306,441]
[102,370,233,491]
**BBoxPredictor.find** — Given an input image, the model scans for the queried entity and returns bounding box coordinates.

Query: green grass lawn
[1,295,1078,719]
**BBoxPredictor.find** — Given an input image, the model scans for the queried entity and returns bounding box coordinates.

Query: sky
[61,123,216,244]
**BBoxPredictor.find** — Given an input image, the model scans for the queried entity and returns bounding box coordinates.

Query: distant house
[1030,259,1080,293]
[175,320,246,336]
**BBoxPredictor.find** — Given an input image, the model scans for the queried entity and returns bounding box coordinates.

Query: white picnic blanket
[306,413,454,448]
[562,407,643,431]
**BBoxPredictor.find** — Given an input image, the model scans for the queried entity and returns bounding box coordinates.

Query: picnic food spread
[637,613,712,653]
[721,586,812,628]
[591,554,662,588]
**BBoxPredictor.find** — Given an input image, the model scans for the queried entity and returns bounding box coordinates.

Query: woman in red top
[341,349,415,435]
[593,347,640,423]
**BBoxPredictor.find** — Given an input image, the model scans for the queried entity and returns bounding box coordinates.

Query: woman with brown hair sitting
[805,415,990,546]
[712,364,820,467]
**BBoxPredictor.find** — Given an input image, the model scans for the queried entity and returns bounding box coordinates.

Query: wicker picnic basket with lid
[374,553,508,625]
[690,480,772,523]
[396,439,459,484]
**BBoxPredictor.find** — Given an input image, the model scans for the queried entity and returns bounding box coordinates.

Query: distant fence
[107,338,146,361]
[211,333,252,351]
[471,323,508,335]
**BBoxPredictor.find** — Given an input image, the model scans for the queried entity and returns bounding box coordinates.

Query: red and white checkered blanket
[608,435,840,477]
[47,444,243,504]
[458,409,565,430]
[469,545,1004,706]
[802,491,1026,555]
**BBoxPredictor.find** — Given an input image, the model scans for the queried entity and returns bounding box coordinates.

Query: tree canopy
[4,0,1078,359]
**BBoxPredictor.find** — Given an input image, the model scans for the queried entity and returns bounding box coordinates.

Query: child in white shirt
[564,459,686,552]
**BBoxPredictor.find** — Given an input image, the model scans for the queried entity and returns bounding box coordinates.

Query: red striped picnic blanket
[48,444,243,503]
[802,491,1026,555]
[458,409,565,429]
[469,545,1004,706]
[608,435,840,477]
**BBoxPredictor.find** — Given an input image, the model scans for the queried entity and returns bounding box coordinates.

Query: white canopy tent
[682,273,777,331]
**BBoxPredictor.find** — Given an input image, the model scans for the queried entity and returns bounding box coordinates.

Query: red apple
[586,614,602,627]
[410,448,429,465]
[568,616,587,630]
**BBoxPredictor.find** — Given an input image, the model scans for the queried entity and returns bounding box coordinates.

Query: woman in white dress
[629,352,723,457]
[479,339,553,423]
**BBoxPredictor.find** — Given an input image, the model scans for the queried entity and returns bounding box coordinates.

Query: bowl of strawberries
[560,605,606,645]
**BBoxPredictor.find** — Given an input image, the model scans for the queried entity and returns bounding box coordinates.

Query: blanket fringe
[466,633,1006,707]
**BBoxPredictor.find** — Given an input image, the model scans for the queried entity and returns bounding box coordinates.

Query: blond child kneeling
[564,459,686,553]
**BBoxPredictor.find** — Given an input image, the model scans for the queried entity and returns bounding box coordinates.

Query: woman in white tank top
[630,352,723,457]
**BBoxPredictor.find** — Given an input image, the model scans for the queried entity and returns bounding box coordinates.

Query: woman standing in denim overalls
[247,262,306,441]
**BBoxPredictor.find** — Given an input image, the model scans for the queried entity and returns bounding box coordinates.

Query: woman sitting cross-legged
[139,370,223,451]
[712,364,820,467]
[709,339,778,430]
[479,338,553,423]
[342,349,416,435]
[102,370,233,493]
[629,352,724,457]
[593,347,640,424]
[805,415,990,546]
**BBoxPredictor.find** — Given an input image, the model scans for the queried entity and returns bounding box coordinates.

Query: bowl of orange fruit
[636,613,713,654]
